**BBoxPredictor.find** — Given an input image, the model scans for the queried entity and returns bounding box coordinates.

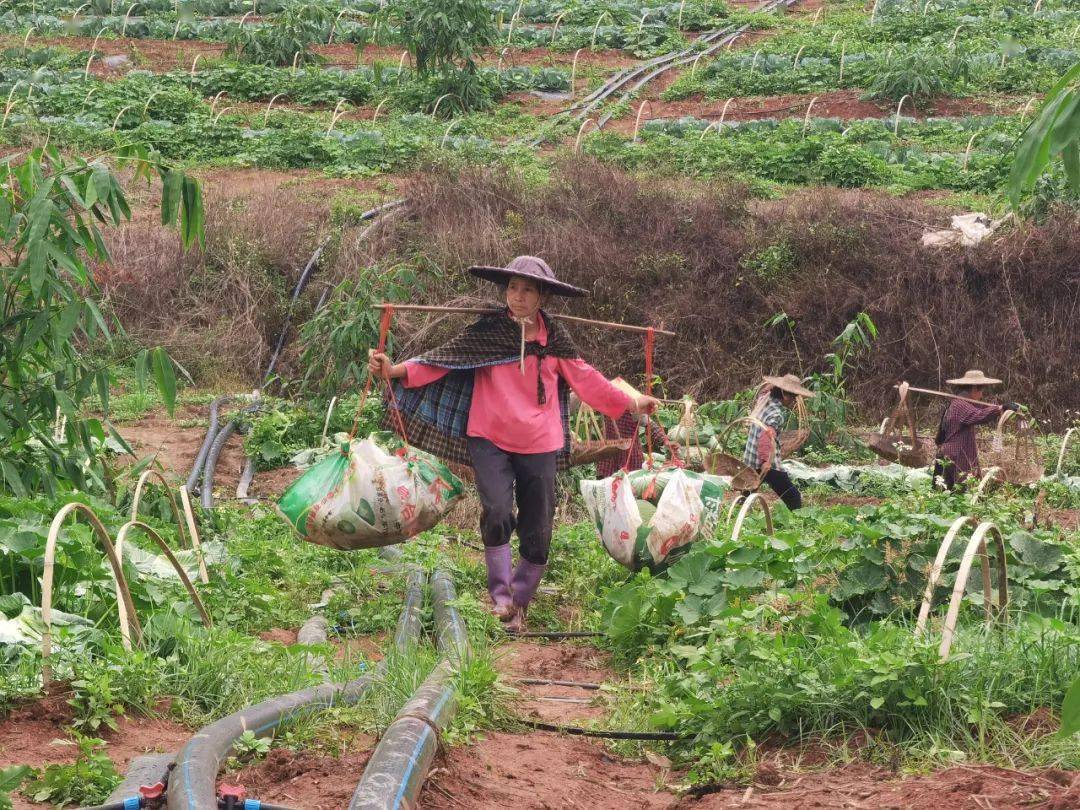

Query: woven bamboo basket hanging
[668,400,712,472]
[780,393,811,457]
[980,410,1044,485]
[570,401,632,466]
[864,390,936,468]
[704,416,765,491]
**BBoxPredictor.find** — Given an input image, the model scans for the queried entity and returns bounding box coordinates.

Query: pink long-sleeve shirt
[402,314,633,455]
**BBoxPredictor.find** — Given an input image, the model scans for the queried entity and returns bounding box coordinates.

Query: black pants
[762,468,801,511]
[467,437,557,565]
[932,457,957,490]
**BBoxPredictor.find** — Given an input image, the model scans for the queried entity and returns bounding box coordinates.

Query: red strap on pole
[350,304,404,446]
[643,328,655,468]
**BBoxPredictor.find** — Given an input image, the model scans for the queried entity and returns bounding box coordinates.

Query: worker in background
[933,369,1019,490]
[742,374,813,511]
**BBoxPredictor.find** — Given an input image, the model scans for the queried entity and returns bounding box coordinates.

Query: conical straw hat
[946,369,1002,386]
[761,374,815,399]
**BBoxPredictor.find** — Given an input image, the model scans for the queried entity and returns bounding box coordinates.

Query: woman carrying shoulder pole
[369,256,659,632]
[933,369,1019,490]
[742,374,813,511]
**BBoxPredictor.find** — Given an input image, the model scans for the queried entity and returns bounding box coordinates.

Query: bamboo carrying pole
[894,383,1011,408]
[370,303,676,337]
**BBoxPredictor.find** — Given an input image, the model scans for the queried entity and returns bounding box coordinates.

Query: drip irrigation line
[511,630,605,639]
[517,678,602,689]
[519,719,688,740]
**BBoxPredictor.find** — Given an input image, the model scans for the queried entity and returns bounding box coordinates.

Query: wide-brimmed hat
[468,255,588,298]
[762,374,815,399]
[946,369,1002,387]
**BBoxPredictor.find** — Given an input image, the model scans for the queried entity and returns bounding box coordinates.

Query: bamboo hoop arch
[129,469,189,549]
[569,48,584,95]
[937,521,1008,661]
[730,492,773,543]
[914,515,977,635]
[178,485,209,584]
[802,97,819,135]
[574,118,600,152]
[1056,427,1076,477]
[893,94,911,136]
[971,466,1002,502]
[632,100,650,141]
[726,494,745,524]
[42,503,142,685]
[114,521,212,629]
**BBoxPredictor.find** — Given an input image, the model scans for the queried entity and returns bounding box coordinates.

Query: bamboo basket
[570,402,632,467]
[864,392,936,468]
[780,394,811,457]
[704,417,764,491]
[668,400,711,472]
[980,410,1044,485]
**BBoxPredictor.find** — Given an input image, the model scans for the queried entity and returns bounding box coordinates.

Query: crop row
[663,46,1075,100]
[582,115,1042,195]
[0,12,701,56]
[1,51,572,107]
[6,0,729,28]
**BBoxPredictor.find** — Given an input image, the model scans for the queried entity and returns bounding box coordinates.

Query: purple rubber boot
[484,544,514,621]
[507,559,547,633]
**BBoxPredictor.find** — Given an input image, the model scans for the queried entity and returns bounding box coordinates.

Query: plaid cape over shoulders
[381,309,580,470]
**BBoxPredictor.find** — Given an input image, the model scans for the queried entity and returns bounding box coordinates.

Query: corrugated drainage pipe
[186,395,232,494]
[200,418,239,509]
[348,568,468,810]
[166,566,427,810]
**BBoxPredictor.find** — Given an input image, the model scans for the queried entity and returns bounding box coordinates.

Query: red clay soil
[117,410,247,495]
[603,90,1022,135]
[0,690,191,810]
[420,638,680,808]
[499,640,614,725]
[421,730,678,809]
[221,747,376,809]
[689,762,1080,808]
[258,627,299,645]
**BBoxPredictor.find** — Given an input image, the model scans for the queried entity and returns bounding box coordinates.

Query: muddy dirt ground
[0,687,191,810]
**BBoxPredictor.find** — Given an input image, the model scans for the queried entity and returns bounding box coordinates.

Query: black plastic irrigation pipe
[186,395,231,494]
[348,568,468,810]
[519,719,688,741]
[165,563,427,810]
[200,417,239,509]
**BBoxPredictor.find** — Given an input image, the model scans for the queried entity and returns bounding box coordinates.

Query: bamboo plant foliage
[0,145,203,496]
[1009,61,1080,206]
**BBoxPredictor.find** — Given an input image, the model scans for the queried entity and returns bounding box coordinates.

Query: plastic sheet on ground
[783,460,932,490]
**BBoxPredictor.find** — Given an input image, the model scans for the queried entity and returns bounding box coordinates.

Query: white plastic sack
[278,436,465,550]
[581,468,708,571]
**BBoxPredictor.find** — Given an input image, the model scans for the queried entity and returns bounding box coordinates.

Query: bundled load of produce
[580,467,728,572]
[277,434,465,550]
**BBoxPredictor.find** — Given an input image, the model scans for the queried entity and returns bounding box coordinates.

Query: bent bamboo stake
[130,468,188,548]
[730,492,773,543]
[178,485,209,584]
[43,503,142,685]
[1056,427,1076,477]
[914,515,977,635]
[115,521,212,628]
[937,521,1008,661]
[972,466,1002,503]
[370,303,676,337]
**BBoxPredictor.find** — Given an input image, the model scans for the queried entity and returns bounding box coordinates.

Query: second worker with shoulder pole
[742,374,812,511]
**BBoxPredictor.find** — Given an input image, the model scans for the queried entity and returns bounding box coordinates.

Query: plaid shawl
[382,309,580,469]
